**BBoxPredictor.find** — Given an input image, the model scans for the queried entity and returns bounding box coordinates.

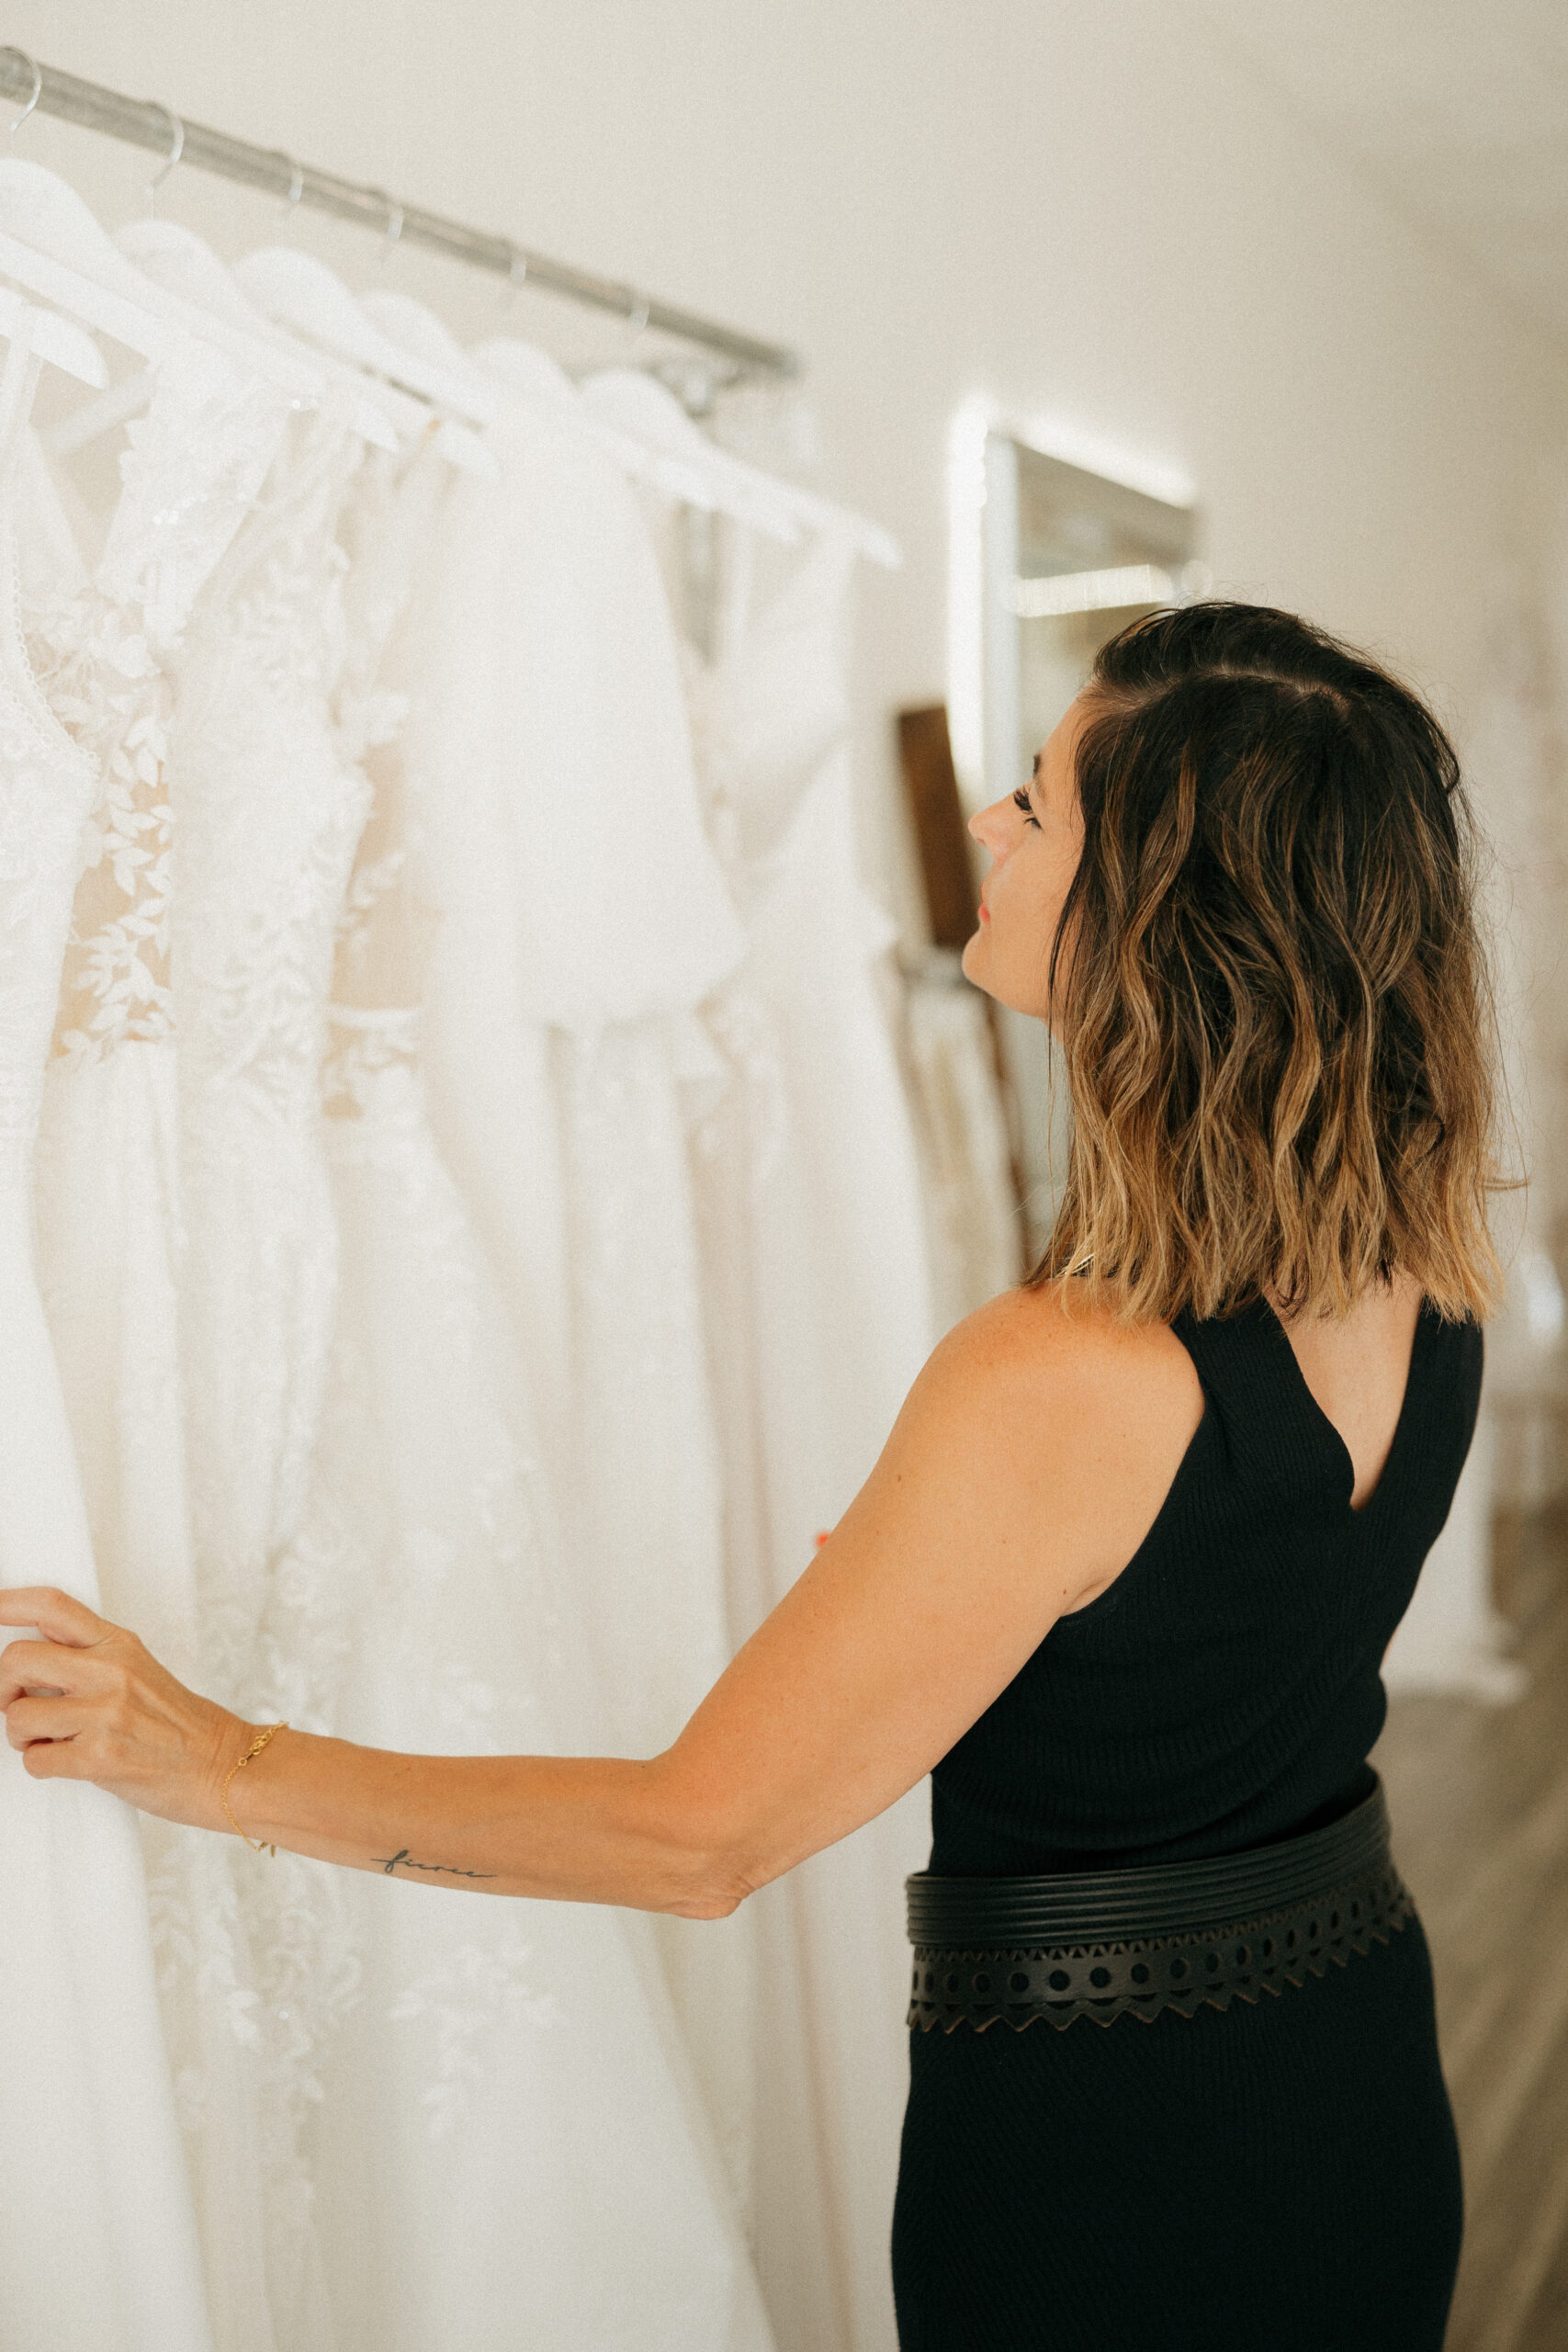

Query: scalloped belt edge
[907,1779,1413,2032]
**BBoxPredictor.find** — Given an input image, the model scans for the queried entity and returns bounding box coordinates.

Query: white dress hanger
[470,334,588,413]
[236,243,496,475]
[105,216,399,456]
[0,282,103,388]
[469,331,786,532]
[468,330,635,455]
[0,155,394,440]
[0,78,102,390]
[254,204,495,432]
[581,367,900,569]
[581,367,804,544]
[0,157,171,362]
[358,285,499,418]
[0,151,438,484]
[408,301,749,514]
[465,260,775,526]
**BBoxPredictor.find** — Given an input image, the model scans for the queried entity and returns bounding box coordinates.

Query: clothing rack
[0,49,801,384]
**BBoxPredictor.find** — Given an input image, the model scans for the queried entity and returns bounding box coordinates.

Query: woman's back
[930,1276,1483,1877]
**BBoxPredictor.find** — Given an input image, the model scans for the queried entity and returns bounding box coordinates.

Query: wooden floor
[1375,1508,1568,2351]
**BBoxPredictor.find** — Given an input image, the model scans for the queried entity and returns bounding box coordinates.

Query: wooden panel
[897,704,978,952]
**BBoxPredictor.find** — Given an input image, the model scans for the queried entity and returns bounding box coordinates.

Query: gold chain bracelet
[221,1721,288,1855]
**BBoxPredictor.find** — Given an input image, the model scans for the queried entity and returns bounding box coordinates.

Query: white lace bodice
[99,337,296,646]
[174,398,371,1135]
[15,339,292,1082]
[6,328,288,1138]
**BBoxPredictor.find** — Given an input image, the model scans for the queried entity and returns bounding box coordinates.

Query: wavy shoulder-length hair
[1031,601,1518,1327]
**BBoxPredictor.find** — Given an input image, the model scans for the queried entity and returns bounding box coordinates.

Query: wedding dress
[0,315,214,2352]
[399,375,776,2233]
[25,322,326,2352]
[153,387,384,2350]
[39,368,387,2352]
[679,518,940,2352]
[243,431,775,2351]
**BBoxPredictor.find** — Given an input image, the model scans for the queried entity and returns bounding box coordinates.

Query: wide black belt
[907,1778,1413,2032]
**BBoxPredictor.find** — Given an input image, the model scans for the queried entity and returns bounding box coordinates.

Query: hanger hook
[145,103,185,218]
[499,242,528,312]
[2,51,42,141]
[367,186,403,272]
[275,151,305,221]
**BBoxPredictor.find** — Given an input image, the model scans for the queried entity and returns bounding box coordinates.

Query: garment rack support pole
[0,50,801,383]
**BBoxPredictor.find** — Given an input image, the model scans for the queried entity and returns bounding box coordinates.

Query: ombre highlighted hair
[1032,603,1518,1327]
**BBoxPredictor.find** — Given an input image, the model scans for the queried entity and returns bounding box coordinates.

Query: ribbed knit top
[928,1292,1483,1877]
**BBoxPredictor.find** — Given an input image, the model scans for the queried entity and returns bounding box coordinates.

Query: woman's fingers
[0,1587,109,1645]
[17,1725,89,1777]
[0,1636,106,1709]
[6,1692,83,1749]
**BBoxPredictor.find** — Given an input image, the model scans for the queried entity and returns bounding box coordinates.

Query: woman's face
[961,692,1089,1025]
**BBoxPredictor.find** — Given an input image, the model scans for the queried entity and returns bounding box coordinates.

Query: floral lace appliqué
[24,592,175,1067]
[389,1932,561,2142]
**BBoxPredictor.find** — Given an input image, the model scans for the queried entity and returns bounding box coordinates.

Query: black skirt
[891,1911,1461,2351]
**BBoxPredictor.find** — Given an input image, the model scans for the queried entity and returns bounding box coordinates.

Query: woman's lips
[978,901,991,922]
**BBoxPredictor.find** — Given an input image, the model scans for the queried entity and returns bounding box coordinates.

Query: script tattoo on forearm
[373,1848,498,1881]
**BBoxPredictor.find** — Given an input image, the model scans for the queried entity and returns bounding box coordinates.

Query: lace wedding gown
[152,389,387,2352]
[245,430,775,2352]
[26,326,328,2352]
[35,364,378,2351]
[0,316,214,2352]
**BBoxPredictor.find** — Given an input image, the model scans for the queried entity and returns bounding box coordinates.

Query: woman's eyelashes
[1011,785,1041,829]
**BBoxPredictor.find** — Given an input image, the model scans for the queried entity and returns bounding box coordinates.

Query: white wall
[2,0,1563,938]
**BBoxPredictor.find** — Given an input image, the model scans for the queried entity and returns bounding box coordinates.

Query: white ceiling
[1196,0,1568,341]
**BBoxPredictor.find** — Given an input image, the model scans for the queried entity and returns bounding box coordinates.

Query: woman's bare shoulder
[931,1278,1197,1394]
[908,1282,1206,1607]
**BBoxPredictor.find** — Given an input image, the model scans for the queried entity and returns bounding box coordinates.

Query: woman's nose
[969,799,1006,853]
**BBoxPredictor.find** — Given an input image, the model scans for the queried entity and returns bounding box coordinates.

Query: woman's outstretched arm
[0,1287,1195,1915]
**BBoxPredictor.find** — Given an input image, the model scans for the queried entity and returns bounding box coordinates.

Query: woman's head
[964,601,1516,1326]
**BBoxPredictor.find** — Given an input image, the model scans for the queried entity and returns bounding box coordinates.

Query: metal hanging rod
[0,50,801,382]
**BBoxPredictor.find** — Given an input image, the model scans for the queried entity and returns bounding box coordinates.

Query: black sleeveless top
[928,1293,1483,1877]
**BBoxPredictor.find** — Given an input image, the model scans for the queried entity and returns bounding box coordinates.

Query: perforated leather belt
[907,1778,1413,2032]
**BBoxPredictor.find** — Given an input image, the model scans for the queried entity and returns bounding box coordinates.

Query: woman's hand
[0,1586,243,1832]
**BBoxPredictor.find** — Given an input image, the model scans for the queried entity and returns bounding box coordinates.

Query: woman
[3,602,1506,2347]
